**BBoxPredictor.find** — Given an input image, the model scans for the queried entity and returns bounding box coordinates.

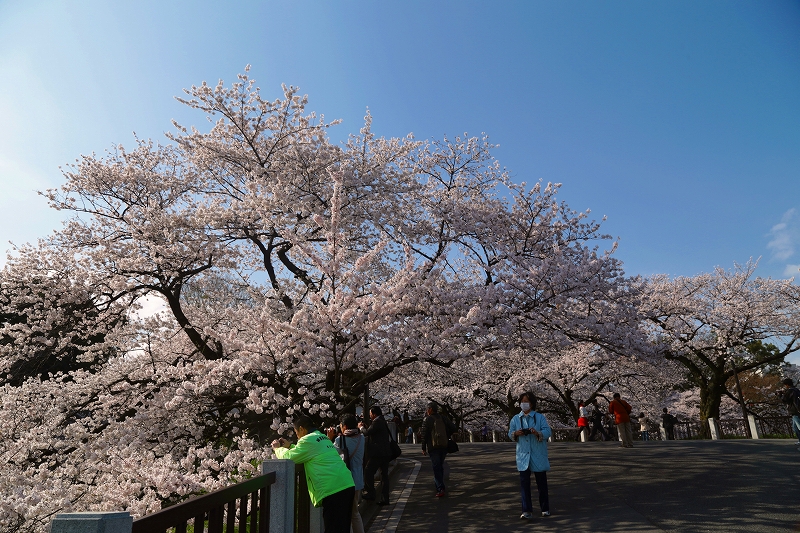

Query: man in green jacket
[272,416,356,533]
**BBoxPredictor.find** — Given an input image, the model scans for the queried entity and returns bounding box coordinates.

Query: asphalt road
[363,440,800,533]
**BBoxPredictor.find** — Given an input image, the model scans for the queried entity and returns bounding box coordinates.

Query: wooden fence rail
[131,472,276,533]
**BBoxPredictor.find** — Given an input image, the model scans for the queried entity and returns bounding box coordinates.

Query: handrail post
[50,512,132,533]
[310,505,324,533]
[708,418,720,440]
[747,414,762,439]
[262,459,296,533]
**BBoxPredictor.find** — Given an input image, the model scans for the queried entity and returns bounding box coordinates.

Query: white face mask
[520,402,531,412]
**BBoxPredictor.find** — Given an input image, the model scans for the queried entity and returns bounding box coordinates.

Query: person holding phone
[508,391,552,520]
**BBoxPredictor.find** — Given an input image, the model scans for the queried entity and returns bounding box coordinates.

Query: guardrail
[131,472,275,533]
[49,460,319,533]
[756,416,795,438]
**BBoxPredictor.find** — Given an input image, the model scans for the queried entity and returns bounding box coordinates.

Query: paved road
[363,440,800,533]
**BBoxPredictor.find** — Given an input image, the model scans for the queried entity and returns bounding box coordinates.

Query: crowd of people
[269,381,800,532]
[571,396,682,445]
[270,402,458,533]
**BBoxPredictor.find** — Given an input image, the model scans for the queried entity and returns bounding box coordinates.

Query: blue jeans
[792,415,800,441]
[429,448,447,492]
[641,430,649,441]
[519,470,549,513]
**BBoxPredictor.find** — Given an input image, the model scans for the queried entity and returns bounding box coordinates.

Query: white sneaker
[542,511,551,517]
[520,512,533,519]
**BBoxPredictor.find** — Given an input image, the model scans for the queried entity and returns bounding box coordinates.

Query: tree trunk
[699,378,727,421]
[698,378,726,438]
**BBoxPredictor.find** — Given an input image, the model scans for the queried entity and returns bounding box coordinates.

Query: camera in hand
[521,428,532,436]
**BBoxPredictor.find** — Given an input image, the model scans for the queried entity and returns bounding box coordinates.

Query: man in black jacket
[779,378,800,445]
[587,399,609,441]
[661,407,678,440]
[360,406,392,504]
[420,402,457,497]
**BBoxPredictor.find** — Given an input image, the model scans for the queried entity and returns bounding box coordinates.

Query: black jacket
[420,412,457,452]
[781,387,800,416]
[365,415,392,457]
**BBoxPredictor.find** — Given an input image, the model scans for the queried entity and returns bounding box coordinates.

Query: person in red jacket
[608,393,634,448]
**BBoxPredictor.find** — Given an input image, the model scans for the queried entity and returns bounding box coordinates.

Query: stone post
[580,428,587,442]
[50,512,132,533]
[309,506,324,533]
[261,459,295,533]
[659,425,667,441]
[747,414,762,439]
[469,430,475,443]
[708,418,720,440]
[492,430,498,442]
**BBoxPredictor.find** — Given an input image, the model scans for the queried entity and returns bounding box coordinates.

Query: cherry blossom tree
[643,262,800,422]
[1,68,656,531]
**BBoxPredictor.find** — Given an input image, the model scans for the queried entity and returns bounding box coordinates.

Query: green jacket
[274,430,355,507]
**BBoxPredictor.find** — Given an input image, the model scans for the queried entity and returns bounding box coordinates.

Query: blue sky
[1,0,799,281]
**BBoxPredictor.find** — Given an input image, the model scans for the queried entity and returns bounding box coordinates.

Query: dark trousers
[364,455,391,501]
[429,448,447,492]
[322,486,355,533]
[519,469,549,513]
[588,423,609,441]
[665,426,675,440]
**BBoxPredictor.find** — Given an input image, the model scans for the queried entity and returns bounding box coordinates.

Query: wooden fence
[50,461,315,533]
[130,472,275,533]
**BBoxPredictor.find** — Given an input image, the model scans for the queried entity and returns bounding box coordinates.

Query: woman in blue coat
[508,391,552,519]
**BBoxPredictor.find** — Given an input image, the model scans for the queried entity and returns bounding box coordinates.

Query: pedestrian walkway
[365,440,800,533]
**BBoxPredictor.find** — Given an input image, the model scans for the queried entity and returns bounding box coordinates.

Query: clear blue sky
[1,0,799,281]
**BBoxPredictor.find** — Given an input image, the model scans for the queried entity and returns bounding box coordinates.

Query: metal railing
[757,416,795,438]
[131,472,275,533]
[718,418,749,438]
[549,428,582,442]
[673,420,704,440]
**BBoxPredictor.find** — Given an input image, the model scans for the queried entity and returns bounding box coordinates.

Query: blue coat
[508,410,552,472]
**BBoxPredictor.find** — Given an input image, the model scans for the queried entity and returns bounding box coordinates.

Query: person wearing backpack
[509,391,552,519]
[779,378,800,445]
[421,402,457,497]
[332,414,365,533]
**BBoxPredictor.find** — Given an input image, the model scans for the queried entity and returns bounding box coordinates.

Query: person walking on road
[508,392,552,519]
[332,415,366,533]
[360,406,392,505]
[609,392,634,448]
[779,378,800,445]
[661,408,677,440]
[272,416,355,533]
[421,402,457,497]
[587,399,610,441]
[405,424,414,443]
